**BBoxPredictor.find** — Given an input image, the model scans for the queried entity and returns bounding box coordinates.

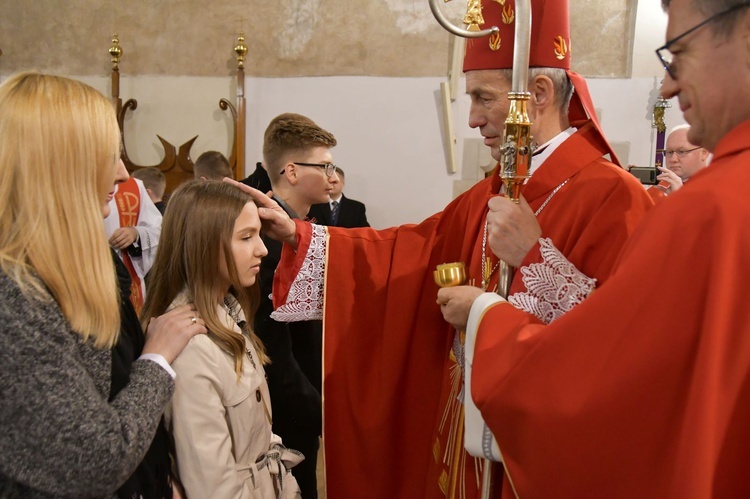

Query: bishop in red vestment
[245,1,654,497]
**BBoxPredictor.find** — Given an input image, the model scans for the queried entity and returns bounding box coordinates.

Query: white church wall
[71,74,685,229]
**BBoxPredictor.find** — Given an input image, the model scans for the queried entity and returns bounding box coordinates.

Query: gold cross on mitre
[461,0,485,31]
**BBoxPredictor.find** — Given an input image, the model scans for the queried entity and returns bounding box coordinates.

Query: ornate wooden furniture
[109,33,247,193]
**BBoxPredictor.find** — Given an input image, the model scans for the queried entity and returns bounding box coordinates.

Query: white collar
[329,195,342,206]
[529,127,576,176]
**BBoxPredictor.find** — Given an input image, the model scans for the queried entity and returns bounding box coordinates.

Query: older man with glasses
[650,123,711,197]
[428,0,750,496]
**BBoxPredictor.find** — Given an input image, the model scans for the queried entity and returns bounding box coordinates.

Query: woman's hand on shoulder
[142,304,206,364]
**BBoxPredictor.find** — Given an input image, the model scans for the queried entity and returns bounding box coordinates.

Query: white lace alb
[508,238,596,324]
[270,224,327,322]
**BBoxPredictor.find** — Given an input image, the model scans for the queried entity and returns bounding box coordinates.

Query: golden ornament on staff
[430,0,533,497]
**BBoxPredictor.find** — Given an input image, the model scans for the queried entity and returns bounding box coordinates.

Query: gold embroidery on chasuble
[435,236,498,497]
[436,353,477,498]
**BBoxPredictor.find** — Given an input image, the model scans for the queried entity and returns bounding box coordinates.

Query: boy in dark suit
[254,113,338,498]
[308,166,370,228]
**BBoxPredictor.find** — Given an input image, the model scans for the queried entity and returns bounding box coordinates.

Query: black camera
[628,166,659,185]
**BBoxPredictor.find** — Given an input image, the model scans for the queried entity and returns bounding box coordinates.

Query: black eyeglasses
[663,146,700,158]
[280,162,337,178]
[656,2,750,79]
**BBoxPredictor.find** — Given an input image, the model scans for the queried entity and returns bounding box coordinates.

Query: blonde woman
[0,72,206,496]
[142,181,302,498]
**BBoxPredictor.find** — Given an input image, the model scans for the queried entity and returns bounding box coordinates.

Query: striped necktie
[330,200,340,225]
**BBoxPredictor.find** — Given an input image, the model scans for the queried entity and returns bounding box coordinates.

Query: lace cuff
[508,238,596,324]
[270,224,327,322]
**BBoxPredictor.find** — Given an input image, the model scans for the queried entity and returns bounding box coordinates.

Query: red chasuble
[647,182,669,204]
[275,121,653,498]
[472,119,750,498]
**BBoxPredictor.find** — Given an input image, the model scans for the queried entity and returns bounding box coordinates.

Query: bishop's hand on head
[224,178,298,247]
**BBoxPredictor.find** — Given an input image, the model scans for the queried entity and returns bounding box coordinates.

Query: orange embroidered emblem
[554,35,568,60]
[502,3,514,24]
[489,31,501,51]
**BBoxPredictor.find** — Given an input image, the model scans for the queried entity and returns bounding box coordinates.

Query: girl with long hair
[0,72,205,496]
[142,180,302,498]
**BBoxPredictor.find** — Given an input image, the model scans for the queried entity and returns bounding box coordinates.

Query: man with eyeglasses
[251,112,338,499]
[651,124,710,197]
[431,0,750,496]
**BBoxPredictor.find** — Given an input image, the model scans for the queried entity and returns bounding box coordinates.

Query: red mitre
[462,0,620,165]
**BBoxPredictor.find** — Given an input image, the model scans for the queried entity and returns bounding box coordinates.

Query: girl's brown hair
[141,180,267,374]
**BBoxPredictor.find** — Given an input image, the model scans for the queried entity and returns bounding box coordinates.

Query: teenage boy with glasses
[251,112,338,499]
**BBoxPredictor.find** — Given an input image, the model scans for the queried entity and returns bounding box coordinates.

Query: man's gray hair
[499,67,574,114]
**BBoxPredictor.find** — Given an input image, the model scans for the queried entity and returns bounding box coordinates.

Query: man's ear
[282,162,298,184]
[699,148,711,164]
[529,74,555,111]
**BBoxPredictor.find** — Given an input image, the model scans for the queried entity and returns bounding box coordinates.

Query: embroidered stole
[115,178,144,314]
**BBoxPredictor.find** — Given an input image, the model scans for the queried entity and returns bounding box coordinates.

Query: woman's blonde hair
[0,72,121,347]
[141,181,267,375]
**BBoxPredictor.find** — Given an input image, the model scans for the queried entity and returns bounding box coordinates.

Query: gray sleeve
[0,288,174,497]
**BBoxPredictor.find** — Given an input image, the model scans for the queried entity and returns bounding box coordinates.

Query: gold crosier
[430,0,533,498]
[652,96,671,170]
